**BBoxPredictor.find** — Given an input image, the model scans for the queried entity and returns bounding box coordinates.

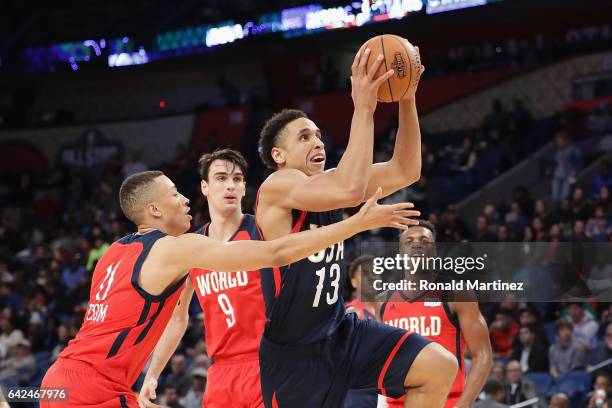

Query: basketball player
[137,149,268,408]
[256,48,458,408]
[381,220,493,408]
[39,170,419,407]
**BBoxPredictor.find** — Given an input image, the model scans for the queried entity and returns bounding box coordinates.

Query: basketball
[358,34,421,103]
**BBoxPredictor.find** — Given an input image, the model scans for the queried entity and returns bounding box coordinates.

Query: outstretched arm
[452,301,493,408]
[163,189,419,281]
[366,47,425,198]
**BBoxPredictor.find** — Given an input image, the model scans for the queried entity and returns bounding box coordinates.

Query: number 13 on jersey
[312,263,340,307]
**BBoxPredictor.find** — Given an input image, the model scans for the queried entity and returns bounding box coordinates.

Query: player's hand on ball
[356,187,420,231]
[138,378,161,408]
[403,46,425,99]
[350,48,394,113]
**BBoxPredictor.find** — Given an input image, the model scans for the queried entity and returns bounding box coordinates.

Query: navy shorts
[343,389,378,408]
[259,313,430,408]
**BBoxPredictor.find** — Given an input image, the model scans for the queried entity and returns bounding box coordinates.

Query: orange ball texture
[358,34,421,103]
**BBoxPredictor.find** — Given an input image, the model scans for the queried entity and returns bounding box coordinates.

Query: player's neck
[208,209,244,241]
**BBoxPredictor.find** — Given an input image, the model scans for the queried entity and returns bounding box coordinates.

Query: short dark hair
[259,109,308,169]
[555,318,573,332]
[483,379,504,395]
[520,323,536,334]
[349,255,375,279]
[119,170,164,224]
[198,148,248,181]
[402,219,437,241]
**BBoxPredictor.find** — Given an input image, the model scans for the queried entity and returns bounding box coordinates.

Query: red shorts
[40,357,137,407]
[204,357,263,408]
[387,395,460,408]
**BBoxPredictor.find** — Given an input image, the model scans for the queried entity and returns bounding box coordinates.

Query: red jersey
[59,230,186,388]
[381,291,466,401]
[189,215,267,362]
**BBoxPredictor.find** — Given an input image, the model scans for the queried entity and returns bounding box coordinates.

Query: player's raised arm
[163,188,418,278]
[366,46,425,198]
[257,49,394,212]
[451,301,493,408]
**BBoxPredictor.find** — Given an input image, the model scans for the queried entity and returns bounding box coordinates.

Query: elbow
[269,242,291,268]
[475,348,494,372]
[343,185,366,207]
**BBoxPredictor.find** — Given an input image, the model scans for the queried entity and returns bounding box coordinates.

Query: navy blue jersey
[258,208,347,345]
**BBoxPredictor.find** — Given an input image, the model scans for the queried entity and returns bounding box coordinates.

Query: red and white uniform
[190,214,266,408]
[381,292,466,408]
[41,230,186,407]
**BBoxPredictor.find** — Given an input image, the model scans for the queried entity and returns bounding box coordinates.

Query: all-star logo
[391,52,406,79]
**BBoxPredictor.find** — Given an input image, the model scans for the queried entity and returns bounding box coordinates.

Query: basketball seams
[392,36,413,100]
[379,35,393,102]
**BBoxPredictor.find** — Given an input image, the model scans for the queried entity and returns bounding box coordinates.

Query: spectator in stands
[549,319,586,379]
[567,302,599,351]
[508,99,534,139]
[483,204,502,237]
[573,220,588,242]
[85,227,109,271]
[27,312,49,353]
[474,216,496,241]
[512,324,550,373]
[0,339,36,384]
[591,160,612,197]
[180,367,206,408]
[452,137,478,173]
[160,385,184,408]
[552,131,582,202]
[50,325,70,362]
[580,372,611,408]
[504,360,546,408]
[532,218,548,241]
[533,199,550,227]
[162,354,192,398]
[587,322,612,376]
[571,187,592,221]
[586,206,608,241]
[594,187,612,219]
[514,186,534,219]
[482,99,508,140]
[519,307,549,347]
[439,206,470,241]
[61,252,87,292]
[549,393,570,408]
[497,224,510,242]
[489,362,505,384]
[0,309,24,353]
[490,309,519,357]
[474,380,508,408]
[505,201,529,236]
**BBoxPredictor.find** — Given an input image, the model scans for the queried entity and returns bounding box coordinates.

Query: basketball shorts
[40,357,136,407]
[259,313,430,408]
[204,356,263,408]
[343,389,378,408]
